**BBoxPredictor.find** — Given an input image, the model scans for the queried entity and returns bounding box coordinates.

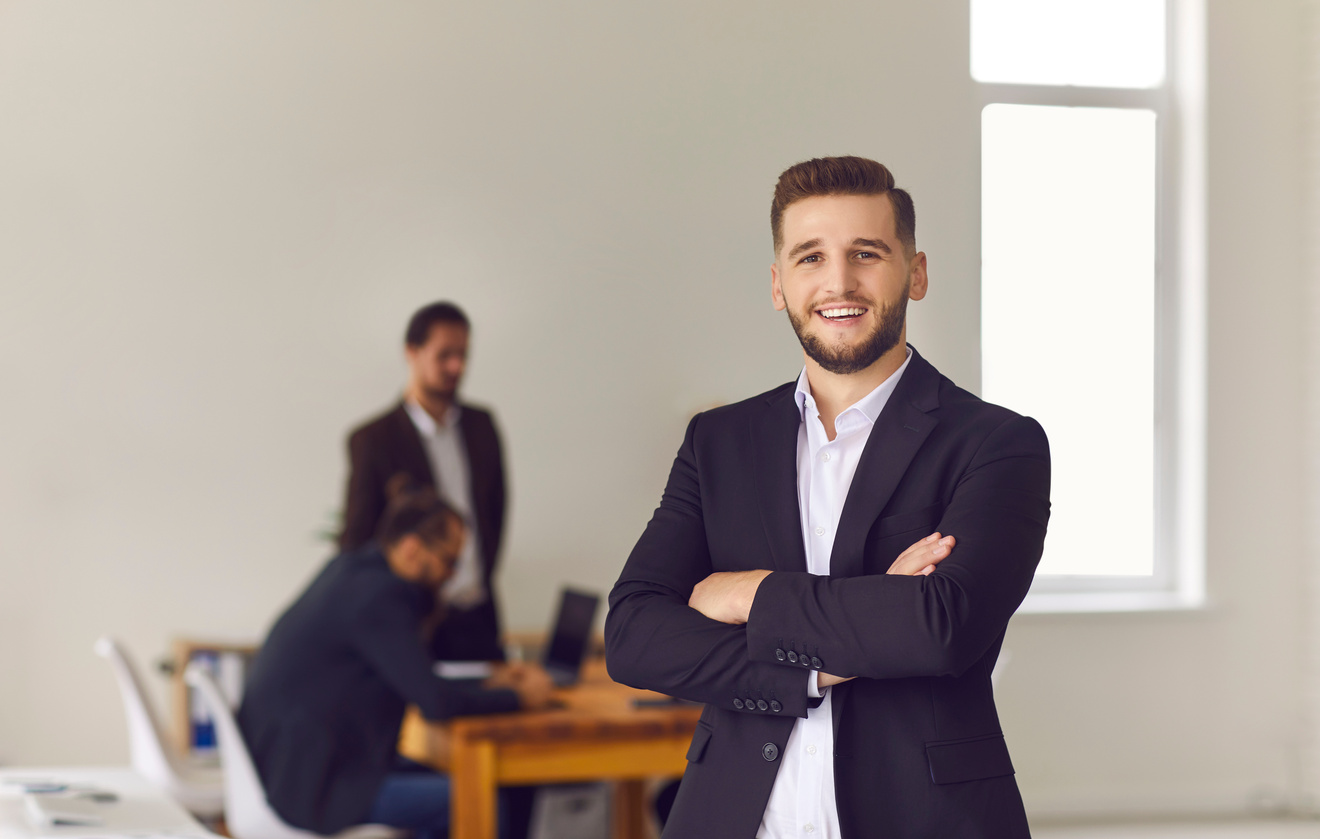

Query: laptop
[542,588,601,687]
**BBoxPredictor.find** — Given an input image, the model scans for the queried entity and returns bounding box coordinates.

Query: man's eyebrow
[854,237,892,254]
[786,239,822,260]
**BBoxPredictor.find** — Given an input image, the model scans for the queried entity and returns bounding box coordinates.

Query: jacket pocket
[686,721,713,763]
[873,503,943,540]
[925,732,1015,784]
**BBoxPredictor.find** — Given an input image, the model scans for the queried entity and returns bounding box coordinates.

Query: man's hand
[888,532,955,577]
[689,569,773,625]
[486,662,555,710]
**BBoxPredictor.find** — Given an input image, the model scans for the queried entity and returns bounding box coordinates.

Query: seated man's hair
[405,301,470,347]
[770,155,916,256]
[376,473,464,546]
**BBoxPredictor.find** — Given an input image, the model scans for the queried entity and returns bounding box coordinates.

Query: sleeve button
[775,648,786,661]
[770,700,782,712]
[733,698,744,709]
[756,699,769,711]
[811,656,823,669]
[787,651,798,663]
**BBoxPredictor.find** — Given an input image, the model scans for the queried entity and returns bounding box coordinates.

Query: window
[974,0,1206,610]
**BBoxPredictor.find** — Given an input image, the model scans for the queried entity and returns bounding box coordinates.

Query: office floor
[1034,821,1320,838]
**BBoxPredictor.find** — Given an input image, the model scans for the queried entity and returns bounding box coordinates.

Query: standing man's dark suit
[340,402,507,662]
[607,344,1049,837]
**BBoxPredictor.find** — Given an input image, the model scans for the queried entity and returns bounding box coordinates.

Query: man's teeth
[820,308,865,319]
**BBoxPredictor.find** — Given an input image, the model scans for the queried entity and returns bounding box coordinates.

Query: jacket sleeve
[605,414,815,718]
[349,587,520,721]
[745,413,1050,680]
[339,429,384,552]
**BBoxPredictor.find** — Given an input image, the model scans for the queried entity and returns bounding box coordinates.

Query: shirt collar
[793,345,914,426]
[404,398,462,437]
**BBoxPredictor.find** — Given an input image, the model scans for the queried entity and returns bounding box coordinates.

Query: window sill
[1017,588,1208,615]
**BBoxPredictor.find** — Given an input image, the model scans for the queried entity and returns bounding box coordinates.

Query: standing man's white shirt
[757,347,913,839]
[404,399,486,608]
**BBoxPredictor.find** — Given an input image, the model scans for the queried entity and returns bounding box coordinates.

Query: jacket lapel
[830,350,941,580]
[750,385,809,572]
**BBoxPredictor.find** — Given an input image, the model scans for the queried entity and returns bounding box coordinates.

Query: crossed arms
[604,407,1050,717]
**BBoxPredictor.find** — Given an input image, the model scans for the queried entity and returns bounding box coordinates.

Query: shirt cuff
[807,670,822,699]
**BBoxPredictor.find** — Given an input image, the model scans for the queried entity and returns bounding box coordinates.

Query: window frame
[972,0,1207,612]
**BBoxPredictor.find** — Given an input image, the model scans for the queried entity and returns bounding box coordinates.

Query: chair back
[94,636,182,786]
[184,662,314,839]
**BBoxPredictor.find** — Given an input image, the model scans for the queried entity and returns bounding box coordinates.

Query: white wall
[0,0,1310,822]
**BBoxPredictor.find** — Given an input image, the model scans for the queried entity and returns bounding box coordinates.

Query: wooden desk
[398,660,701,839]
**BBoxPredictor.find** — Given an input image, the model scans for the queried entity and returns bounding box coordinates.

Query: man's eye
[800,255,821,264]
[856,251,877,259]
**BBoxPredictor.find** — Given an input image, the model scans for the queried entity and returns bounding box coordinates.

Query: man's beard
[786,292,908,375]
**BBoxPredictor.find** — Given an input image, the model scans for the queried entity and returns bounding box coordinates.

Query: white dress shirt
[757,348,913,839]
[403,399,486,608]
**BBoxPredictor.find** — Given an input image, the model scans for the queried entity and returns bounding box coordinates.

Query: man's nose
[823,257,860,294]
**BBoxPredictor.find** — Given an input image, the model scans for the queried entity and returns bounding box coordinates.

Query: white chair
[94,636,225,820]
[183,662,402,839]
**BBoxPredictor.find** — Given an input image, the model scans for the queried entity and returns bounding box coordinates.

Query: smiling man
[606,156,1051,838]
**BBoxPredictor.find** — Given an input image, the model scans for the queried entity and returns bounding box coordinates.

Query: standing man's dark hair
[339,300,510,663]
[606,155,1050,838]
[405,301,470,348]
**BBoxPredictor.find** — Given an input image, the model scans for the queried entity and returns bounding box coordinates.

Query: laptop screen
[543,588,600,678]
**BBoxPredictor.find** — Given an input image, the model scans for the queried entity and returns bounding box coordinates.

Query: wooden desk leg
[450,738,498,839]
[612,780,648,839]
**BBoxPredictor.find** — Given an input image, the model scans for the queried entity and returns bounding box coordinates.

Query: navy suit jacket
[339,401,507,661]
[606,347,1050,838]
[237,545,520,834]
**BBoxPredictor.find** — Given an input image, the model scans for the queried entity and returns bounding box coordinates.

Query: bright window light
[971,0,1166,88]
[981,104,1157,576]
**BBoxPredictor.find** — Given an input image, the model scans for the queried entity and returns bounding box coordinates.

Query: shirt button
[821,452,831,462]
[814,526,825,536]
[804,824,816,834]
[806,744,817,755]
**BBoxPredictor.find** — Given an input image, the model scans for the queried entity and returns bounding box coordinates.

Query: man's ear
[770,263,786,312]
[908,251,929,301]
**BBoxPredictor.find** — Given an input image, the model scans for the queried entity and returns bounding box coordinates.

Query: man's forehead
[780,193,898,246]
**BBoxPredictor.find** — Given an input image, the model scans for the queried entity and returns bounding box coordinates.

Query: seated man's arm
[350,595,520,721]
[741,413,1050,681]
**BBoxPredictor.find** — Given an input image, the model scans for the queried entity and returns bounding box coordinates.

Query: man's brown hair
[770,156,916,256]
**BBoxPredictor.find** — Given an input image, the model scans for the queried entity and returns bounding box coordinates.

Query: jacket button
[811,656,823,669]
[770,700,782,712]
[756,699,769,711]
[762,743,779,761]
[733,698,744,709]
[800,656,812,667]
[775,648,786,661]
[787,651,798,663]
[745,697,757,710]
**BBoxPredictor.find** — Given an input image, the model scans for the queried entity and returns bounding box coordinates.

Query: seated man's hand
[887,532,955,577]
[487,662,555,710]
[689,569,772,625]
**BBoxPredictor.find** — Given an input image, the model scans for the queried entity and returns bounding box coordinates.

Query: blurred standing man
[340,301,508,662]
[606,156,1051,837]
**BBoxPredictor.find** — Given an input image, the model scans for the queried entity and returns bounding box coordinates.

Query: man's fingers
[887,533,955,576]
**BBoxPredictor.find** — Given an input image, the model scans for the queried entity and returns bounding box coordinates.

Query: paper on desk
[433,661,493,680]
[23,793,108,828]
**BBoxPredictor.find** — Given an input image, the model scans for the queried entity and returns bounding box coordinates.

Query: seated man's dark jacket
[238,543,519,834]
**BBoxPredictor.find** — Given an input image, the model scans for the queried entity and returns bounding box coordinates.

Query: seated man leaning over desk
[238,478,553,839]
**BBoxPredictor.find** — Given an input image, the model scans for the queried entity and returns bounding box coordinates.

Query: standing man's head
[404,301,470,414]
[769,156,928,381]
[378,475,466,588]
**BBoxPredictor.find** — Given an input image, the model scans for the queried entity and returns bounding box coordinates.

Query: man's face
[418,518,465,588]
[770,193,927,376]
[406,322,469,404]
